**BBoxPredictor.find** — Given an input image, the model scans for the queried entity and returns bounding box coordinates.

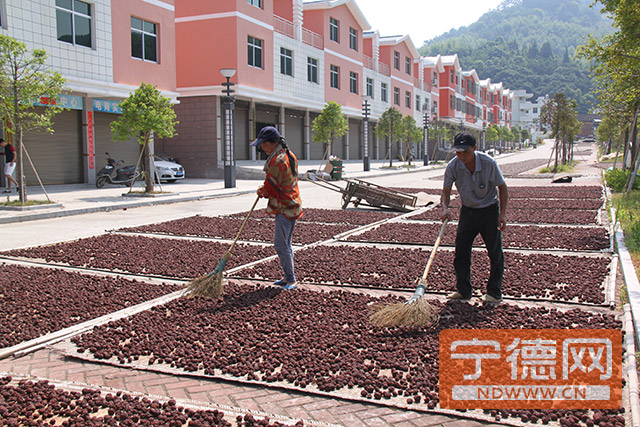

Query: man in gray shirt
[441,132,509,304]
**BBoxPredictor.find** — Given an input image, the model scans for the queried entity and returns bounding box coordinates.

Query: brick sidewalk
[0,348,501,427]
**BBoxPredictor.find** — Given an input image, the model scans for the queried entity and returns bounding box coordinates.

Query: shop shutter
[93,112,142,169]
[21,110,83,185]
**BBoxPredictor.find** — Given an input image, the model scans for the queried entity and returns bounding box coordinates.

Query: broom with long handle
[370,218,449,328]
[186,195,261,298]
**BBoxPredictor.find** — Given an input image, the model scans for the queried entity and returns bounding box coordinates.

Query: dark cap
[250,126,281,146]
[0,138,5,144]
[451,132,476,152]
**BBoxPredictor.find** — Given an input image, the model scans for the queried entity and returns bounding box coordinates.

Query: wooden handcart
[309,177,418,212]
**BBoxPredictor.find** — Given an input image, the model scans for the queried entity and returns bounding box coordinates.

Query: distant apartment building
[1,0,517,183]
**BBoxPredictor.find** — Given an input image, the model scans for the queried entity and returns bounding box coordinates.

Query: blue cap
[250,126,281,146]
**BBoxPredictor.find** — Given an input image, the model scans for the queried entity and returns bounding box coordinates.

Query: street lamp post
[362,98,371,171]
[220,68,236,188]
[482,122,486,152]
[423,113,429,166]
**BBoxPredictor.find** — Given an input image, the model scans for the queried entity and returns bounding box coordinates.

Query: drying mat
[411,207,601,225]
[231,244,612,305]
[116,216,357,245]
[0,263,180,349]
[58,282,624,427]
[391,185,603,202]
[3,233,275,280]
[226,207,400,225]
[345,222,612,252]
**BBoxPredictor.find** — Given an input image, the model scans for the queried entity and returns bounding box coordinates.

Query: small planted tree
[311,101,348,162]
[0,35,65,204]
[376,107,403,167]
[111,83,178,193]
[400,115,422,166]
[540,93,581,171]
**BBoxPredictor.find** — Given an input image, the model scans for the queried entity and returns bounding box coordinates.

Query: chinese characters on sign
[87,111,94,169]
[439,329,622,409]
[93,99,122,114]
[36,94,83,110]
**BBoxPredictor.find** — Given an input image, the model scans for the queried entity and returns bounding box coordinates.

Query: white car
[154,155,185,183]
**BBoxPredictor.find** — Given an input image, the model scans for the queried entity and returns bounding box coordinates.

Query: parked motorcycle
[95,152,140,188]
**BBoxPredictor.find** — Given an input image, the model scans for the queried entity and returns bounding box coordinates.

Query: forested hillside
[419,0,614,113]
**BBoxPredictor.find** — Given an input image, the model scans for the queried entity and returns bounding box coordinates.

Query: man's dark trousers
[453,203,503,299]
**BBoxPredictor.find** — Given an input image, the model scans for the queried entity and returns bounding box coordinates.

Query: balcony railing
[413,77,422,90]
[302,28,323,49]
[363,55,376,71]
[273,15,294,38]
[378,61,390,76]
[274,15,323,50]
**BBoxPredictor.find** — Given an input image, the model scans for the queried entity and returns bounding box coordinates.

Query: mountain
[419,0,615,114]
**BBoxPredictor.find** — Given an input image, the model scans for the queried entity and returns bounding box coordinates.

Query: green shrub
[612,191,640,253]
[605,168,640,192]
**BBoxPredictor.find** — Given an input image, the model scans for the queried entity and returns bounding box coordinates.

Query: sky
[359,0,505,47]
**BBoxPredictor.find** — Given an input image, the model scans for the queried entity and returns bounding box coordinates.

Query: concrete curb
[625,304,640,427]
[0,189,257,225]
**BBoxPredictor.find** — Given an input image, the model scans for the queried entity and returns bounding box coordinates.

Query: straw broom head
[370,296,439,329]
[185,252,231,299]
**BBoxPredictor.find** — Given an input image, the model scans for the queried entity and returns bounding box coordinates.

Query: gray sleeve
[443,160,456,189]
[490,159,505,187]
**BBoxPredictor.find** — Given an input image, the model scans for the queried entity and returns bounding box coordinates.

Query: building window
[329,17,339,42]
[450,95,455,109]
[533,107,538,114]
[433,71,438,85]
[330,65,339,89]
[349,28,357,50]
[280,47,293,76]
[131,17,157,62]
[405,57,411,75]
[393,51,399,70]
[248,36,263,68]
[307,57,318,83]
[393,87,400,105]
[416,95,421,111]
[247,0,262,8]
[55,0,92,48]
[366,78,374,98]
[349,71,358,94]
[381,82,388,102]
[405,91,411,108]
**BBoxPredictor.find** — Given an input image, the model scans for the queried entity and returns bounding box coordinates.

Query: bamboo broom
[186,196,260,298]
[370,219,448,328]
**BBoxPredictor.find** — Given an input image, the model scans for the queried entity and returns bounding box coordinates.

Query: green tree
[375,107,403,167]
[539,93,581,170]
[311,101,348,162]
[399,115,422,166]
[111,82,178,193]
[0,35,65,204]
[577,0,640,192]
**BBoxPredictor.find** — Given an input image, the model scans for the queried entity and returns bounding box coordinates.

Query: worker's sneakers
[274,279,298,290]
[446,291,471,302]
[481,294,503,305]
[2,189,10,193]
